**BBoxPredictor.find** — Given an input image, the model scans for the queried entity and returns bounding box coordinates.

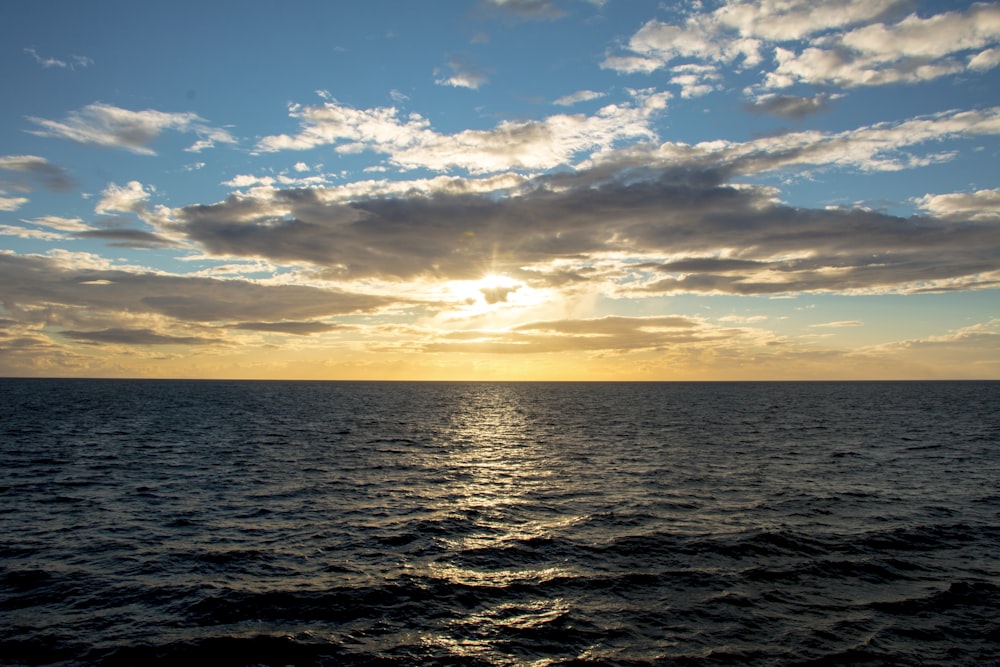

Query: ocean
[1,379,998,666]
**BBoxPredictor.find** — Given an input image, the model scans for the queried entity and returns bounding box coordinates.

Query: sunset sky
[1,0,998,380]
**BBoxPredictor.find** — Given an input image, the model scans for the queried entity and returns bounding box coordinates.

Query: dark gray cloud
[75,228,177,248]
[0,254,399,330]
[61,327,215,345]
[744,94,835,119]
[231,321,342,335]
[174,164,1000,294]
[0,155,74,193]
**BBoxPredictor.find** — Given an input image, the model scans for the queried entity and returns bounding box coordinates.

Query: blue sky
[1,0,998,379]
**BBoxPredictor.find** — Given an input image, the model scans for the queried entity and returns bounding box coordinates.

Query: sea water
[1,379,998,665]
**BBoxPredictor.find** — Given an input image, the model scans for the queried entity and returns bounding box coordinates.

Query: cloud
[480,0,566,21]
[0,252,399,333]
[744,93,837,119]
[810,320,864,328]
[95,180,152,215]
[23,216,89,232]
[174,128,1000,296]
[75,228,177,248]
[26,103,237,155]
[603,1,1000,94]
[0,154,75,192]
[232,321,342,335]
[435,57,489,89]
[766,4,1000,89]
[553,90,606,106]
[0,224,65,240]
[916,188,1000,222]
[421,314,727,354]
[255,92,667,173]
[627,106,1000,177]
[60,327,216,346]
[714,0,902,42]
[24,48,93,69]
[0,197,29,211]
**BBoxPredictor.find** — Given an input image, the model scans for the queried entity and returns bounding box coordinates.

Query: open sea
[1,379,998,666]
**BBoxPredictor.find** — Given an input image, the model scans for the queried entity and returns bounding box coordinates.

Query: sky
[1,0,998,380]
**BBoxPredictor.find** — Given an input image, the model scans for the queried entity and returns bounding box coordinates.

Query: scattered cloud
[254,92,667,173]
[603,1,1000,94]
[553,90,606,106]
[24,47,93,69]
[435,57,489,89]
[26,103,237,155]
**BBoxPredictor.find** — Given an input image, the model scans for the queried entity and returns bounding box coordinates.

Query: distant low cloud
[810,320,864,328]
[232,321,342,335]
[27,103,237,155]
[61,327,215,346]
[423,315,721,354]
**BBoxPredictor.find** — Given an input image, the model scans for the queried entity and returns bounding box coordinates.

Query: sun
[445,272,535,314]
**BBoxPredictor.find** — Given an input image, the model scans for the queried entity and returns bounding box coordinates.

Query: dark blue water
[1,380,998,666]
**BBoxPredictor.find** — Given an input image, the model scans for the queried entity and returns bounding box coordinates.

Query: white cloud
[95,181,153,215]
[0,197,30,211]
[604,1,1000,92]
[969,46,1000,71]
[255,93,669,173]
[25,216,90,232]
[810,320,864,328]
[614,106,1000,177]
[24,47,93,69]
[0,224,65,240]
[553,90,606,106]
[714,0,902,41]
[27,103,236,155]
[435,58,489,89]
[916,188,1000,222]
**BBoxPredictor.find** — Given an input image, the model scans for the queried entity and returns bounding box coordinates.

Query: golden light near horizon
[1,1,998,381]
